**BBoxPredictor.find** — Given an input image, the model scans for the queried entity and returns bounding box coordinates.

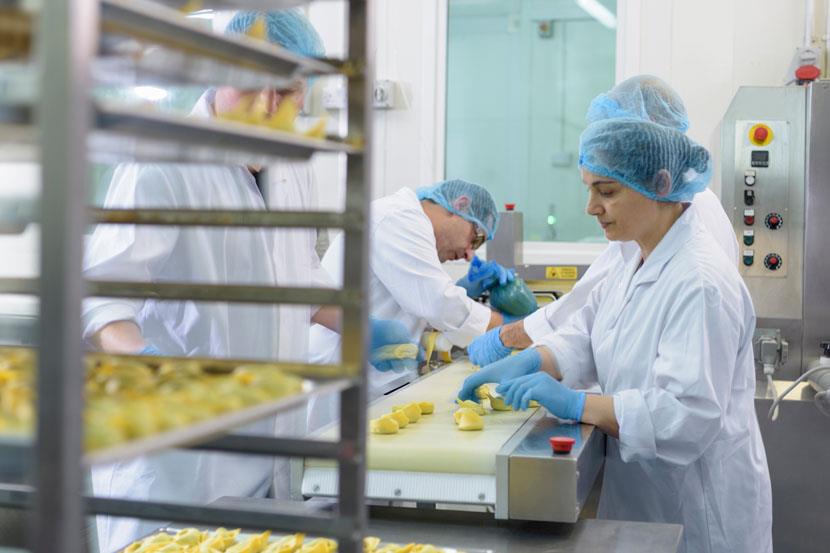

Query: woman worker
[458,116,772,553]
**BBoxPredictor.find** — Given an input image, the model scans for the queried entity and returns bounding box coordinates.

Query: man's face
[434,213,483,263]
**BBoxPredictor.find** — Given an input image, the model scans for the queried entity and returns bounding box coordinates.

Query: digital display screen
[751,150,769,168]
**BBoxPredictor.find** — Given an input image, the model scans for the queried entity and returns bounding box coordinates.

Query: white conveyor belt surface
[309,360,537,475]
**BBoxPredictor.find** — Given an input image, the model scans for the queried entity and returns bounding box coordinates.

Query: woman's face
[582,168,662,243]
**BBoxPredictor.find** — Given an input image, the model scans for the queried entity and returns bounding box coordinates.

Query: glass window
[445,0,617,243]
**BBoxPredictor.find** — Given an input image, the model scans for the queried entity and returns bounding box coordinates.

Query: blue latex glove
[497,372,586,421]
[457,348,541,402]
[456,255,516,299]
[369,318,419,372]
[139,344,162,356]
[468,327,512,366]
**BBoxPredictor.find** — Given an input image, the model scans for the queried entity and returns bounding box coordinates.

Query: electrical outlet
[373,80,396,109]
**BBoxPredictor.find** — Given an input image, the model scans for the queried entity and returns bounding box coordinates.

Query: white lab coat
[307,187,492,430]
[522,189,739,342]
[536,207,772,553]
[84,96,330,552]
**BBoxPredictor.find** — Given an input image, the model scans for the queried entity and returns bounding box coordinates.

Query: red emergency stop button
[505,203,515,211]
[748,124,773,146]
[753,127,768,143]
[550,436,576,455]
[796,65,821,82]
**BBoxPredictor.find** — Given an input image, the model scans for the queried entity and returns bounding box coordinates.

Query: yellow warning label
[545,266,578,280]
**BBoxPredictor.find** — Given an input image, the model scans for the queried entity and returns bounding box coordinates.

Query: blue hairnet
[586,75,689,132]
[417,179,500,239]
[579,118,711,202]
[226,10,324,58]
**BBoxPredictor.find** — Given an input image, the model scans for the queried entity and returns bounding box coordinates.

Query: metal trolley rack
[0,0,373,551]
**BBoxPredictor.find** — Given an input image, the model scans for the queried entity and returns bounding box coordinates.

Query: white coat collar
[629,205,698,287]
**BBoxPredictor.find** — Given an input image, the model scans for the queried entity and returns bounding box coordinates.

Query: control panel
[733,120,790,278]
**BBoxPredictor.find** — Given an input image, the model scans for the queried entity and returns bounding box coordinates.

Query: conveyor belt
[309,361,537,475]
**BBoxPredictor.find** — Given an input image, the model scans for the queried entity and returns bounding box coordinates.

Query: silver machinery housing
[720,81,830,380]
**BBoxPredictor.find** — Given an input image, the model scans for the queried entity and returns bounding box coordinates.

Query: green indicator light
[547,215,557,225]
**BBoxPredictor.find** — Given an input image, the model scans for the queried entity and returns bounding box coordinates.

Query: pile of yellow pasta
[0,348,303,451]
[369,401,434,435]
[122,528,461,553]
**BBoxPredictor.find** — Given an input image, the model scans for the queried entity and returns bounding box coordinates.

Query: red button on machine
[769,216,779,225]
[769,257,779,266]
[550,436,576,455]
[505,203,516,211]
[753,127,769,143]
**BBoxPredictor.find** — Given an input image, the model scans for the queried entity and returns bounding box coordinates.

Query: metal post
[31,0,97,551]
[338,1,373,551]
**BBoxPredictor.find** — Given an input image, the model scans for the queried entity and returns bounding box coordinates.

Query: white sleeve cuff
[442,300,491,347]
[613,388,658,463]
[523,308,555,342]
[536,331,581,375]
[82,300,141,341]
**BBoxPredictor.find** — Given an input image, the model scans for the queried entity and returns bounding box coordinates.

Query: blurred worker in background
[467,75,739,367]
[459,79,772,553]
[307,179,514,430]
[83,10,414,551]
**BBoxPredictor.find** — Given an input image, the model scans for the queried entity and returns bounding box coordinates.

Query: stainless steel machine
[721,81,830,383]
[721,81,830,553]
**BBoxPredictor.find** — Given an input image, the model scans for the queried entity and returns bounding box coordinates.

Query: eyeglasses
[471,226,487,250]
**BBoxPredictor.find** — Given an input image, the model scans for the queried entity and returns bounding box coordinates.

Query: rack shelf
[100,0,338,80]
[15,1,373,551]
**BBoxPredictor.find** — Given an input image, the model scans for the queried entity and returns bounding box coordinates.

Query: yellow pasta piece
[363,536,381,552]
[474,385,490,400]
[266,98,300,132]
[455,399,485,416]
[417,401,434,415]
[391,403,421,423]
[226,530,271,553]
[174,528,206,545]
[299,538,337,553]
[201,528,241,550]
[370,415,400,435]
[455,409,484,431]
[389,409,409,429]
[246,16,267,41]
[304,117,328,140]
[453,407,473,424]
[488,395,512,412]
[216,94,256,125]
[263,533,305,553]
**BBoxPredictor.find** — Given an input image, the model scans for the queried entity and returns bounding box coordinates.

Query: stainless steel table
[367,506,683,553]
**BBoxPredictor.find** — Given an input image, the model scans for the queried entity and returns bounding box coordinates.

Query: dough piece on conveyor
[488,395,512,411]
[418,401,434,414]
[370,415,400,435]
[389,409,410,428]
[455,399,485,416]
[392,403,422,423]
[453,408,484,431]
